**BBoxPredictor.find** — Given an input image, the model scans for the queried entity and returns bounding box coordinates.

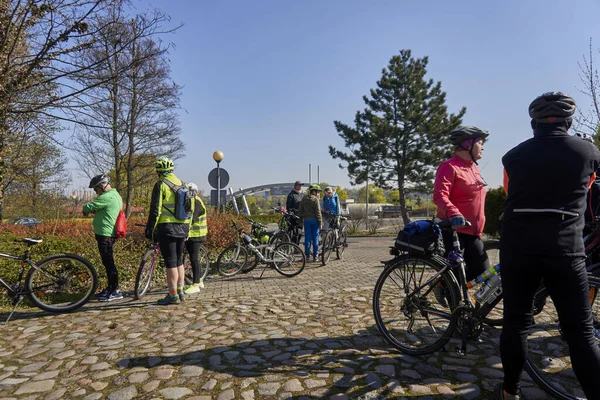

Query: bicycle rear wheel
[26,254,98,313]
[480,239,503,326]
[272,243,306,277]
[336,225,348,259]
[524,275,600,399]
[373,256,458,356]
[217,244,248,277]
[320,230,335,266]
[135,249,158,300]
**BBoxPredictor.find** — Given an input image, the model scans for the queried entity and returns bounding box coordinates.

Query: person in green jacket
[184,182,208,294]
[83,174,124,302]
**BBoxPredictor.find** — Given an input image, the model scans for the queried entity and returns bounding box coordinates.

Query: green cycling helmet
[155,156,174,172]
[309,183,322,192]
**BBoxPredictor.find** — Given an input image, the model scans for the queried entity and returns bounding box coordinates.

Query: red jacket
[433,155,486,237]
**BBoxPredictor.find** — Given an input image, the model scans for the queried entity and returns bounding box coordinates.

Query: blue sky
[68,0,600,196]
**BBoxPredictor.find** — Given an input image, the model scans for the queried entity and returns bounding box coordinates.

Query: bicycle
[373,218,600,399]
[271,206,302,245]
[240,217,290,273]
[0,237,98,323]
[133,224,209,300]
[319,211,349,265]
[216,222,306,278]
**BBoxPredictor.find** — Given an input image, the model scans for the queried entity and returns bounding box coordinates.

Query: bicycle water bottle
[242,233,256,251]
[476,274,502,305]
[467,263,501,289]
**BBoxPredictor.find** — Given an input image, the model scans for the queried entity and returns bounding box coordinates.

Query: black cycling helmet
[449,126,489,146]
[89,174,110,189]
[528,91,576,123]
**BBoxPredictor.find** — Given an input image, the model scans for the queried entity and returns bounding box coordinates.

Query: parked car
[3,217,42,227]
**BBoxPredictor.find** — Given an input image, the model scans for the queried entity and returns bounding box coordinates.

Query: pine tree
[331,50,465,224]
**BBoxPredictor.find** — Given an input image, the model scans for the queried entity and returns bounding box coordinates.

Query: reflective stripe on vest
[189,215,207,238]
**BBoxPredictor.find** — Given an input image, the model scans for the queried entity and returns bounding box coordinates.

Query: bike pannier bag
[394,219,444,256]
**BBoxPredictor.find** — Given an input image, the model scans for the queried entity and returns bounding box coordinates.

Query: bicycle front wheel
[268,231,290,246]
[135,249,158,300]
[217,244,248,277]
[272,243,306,277]
[373,256,458,356]
[524,275,600,400]
[320,230,335,266]
[336,226,348,259]
[26,254,98,313]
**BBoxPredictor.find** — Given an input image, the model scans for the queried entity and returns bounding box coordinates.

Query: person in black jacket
[286,181,304,213]
[496,92,600,400]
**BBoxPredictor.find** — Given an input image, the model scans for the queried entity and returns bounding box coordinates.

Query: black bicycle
[320,211,349,265]
[373,218,600,399]
[272,207,302,245]
[0,238,98,322]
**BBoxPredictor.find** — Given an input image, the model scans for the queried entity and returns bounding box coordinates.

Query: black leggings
[442,231,489,281]
[499,252,600,397]
[185,238,206,284]
[158,236,186,269]
[95,235,118,290]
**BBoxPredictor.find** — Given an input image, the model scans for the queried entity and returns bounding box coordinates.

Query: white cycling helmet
[187,182,199,192]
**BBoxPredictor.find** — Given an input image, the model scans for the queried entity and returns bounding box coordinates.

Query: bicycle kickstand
[3,295,24,325]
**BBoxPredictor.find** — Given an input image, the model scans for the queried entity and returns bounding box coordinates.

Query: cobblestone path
[0,237,550,399]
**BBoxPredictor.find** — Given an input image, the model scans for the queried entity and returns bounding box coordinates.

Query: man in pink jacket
[433,126,490,288]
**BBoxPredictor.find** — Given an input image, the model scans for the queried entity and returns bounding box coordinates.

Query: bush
[0,211,250,296]
[246,214,282,225]
[484,187,506,237]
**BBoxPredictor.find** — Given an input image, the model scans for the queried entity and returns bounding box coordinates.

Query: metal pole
[216,161,221,210]
[229,187,239,214]
[365,164,369,228]
[317,165,320,185]
[309,163,311,185]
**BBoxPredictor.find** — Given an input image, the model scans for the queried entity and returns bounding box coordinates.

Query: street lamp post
[213,150,224,210]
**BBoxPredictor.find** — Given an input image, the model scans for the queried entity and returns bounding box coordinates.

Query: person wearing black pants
[96,235,118,291]
[497,91,600,400]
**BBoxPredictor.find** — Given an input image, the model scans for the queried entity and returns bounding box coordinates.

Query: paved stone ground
[0,237,550,400]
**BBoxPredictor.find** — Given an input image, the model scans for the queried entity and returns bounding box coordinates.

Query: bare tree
[576,38,600,140]
[72,9,183,216]
[0,0,139,220]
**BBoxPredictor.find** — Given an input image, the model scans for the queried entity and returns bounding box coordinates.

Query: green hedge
[246,214,283,224]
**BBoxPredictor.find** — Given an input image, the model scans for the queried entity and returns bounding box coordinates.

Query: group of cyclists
[285,181,342,262]
[83,157,208,306]
[80,90,600,398]
[434,91,600,399]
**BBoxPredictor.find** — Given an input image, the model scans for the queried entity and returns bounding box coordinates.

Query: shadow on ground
[120,328,498,399]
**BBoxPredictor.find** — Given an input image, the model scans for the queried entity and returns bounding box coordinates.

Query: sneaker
[157,293,180,305]
[178,290,185,302]
[98,290,123,302]
[198,280,205,289]
[494,382,520,399]
[432,284,448,308]
[313,255,317,263]
[184,285,200,294]
[305,255,311,263]
[94,288,109,299]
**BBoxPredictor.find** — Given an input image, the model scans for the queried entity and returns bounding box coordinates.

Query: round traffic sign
[208,167,230,189]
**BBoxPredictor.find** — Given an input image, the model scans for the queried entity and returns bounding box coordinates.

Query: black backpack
[395,219,445,256]
[161,179,193,220]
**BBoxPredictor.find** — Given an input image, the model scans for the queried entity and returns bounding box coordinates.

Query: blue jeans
[303,219,320,256]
